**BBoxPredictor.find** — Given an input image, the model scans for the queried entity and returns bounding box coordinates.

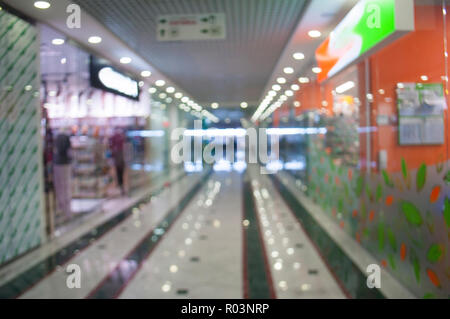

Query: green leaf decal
[411,250,421,283]
[416,163,427,192]
[378,222,385,251]
[401,201,423,226]
[444,197,450,228]
[423,293,435,299]
[329,157,335,171]
[444,170,450,185]
[366,185,372,201]
[387,228,397,252]
[355,176,364,197]
[427,244,444,263]
[382,170,394,187]
[401,158,408,181]
[376,184,383,202]
[388,254,396,270]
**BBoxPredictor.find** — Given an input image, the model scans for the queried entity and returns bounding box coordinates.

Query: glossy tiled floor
[0,168,351,299]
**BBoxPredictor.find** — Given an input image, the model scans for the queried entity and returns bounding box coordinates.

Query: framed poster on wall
[396,83,446,145]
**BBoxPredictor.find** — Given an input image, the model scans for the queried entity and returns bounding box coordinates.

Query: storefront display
[287,0,449,299]
[39,24,153,231]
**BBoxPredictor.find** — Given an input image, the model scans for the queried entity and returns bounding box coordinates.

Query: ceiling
[73,0,309,107]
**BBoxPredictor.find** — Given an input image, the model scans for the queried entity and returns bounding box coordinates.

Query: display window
[282,0,449,299]
[39,25,155,233]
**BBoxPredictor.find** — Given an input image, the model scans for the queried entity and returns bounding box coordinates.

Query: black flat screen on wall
[90,56,140,101]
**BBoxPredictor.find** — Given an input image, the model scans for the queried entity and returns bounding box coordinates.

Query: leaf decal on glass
[429,186,441,203]
[416,163,427,192]
[410,249,421,283]
[378,222,385,251]
[426,268,441,288]
[400,201,423,226]
[382,169,394,187]
[376,184,383,202]
[426,244,444,263]
[355,176,364,197]
[401,158,408,181]
[444,197,450,228]
[400,243,407,261]
[387,228,397,252]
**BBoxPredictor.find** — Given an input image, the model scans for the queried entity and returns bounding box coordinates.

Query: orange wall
[369,4,449,172]
[293,4,449,173]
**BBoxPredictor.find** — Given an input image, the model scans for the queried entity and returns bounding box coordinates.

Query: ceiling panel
[74,0,308,107]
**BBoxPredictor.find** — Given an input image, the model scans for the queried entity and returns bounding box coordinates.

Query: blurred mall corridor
[0,0,449,300]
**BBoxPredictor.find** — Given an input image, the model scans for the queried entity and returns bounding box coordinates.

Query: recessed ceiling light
[294,101,301,107]
[155,80,165,87]
[298,77,310,83]
[159,92,167,99]
[34,1,51,9]
[88,36,102,44]
[335,81,355,94]
[181,97,189,103]
[139,81,144,87]
[48,90,57,97]
[120,57,132,64]
[149,87,157,94]
[166,86,175,93]
[283,67,294,74]
[211,103,219,109]
[174,92,183,99]
[285,90,294,97]
[312,67,322,74]
[52,38,65,45]
[291,84,300,91]
[268,90,277,97]
[272,84,281,91]
[141,70,151,77]
[60,58,66,64]
[240,102,248,109]
[293,52,305,60]
[308,30,322,38]
[420,75,429,81]
[277,77,286,84]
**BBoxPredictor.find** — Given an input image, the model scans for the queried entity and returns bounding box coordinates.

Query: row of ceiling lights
[251,29,323,122]
[34,1,216,123]
[207,31,322,112]
[149,86,219,123]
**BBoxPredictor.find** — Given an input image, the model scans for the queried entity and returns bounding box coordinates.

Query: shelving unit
[71,135,112,198]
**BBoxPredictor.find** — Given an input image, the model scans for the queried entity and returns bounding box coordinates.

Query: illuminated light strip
[184,128,247,137]
[127,130,165,137]
[335,81,355,94]
[266,127,327,135]
[357,126,378,133]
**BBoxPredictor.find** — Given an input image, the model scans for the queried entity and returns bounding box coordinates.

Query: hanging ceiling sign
[316,0,415,82]
[90,56,140,101]
[157,13,226,41]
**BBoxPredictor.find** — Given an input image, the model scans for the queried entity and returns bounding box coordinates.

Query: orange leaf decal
[429,186,441,203]
[356,232,361,243]
[369,210,375,222]
[400,243,407,261]
[385,195,394,206]
[335,176,341,186]
[427,268,441,288]
[381,260,387,268]
[348,169,353,181]
[339,221,344,229]
[352,210,358,218]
